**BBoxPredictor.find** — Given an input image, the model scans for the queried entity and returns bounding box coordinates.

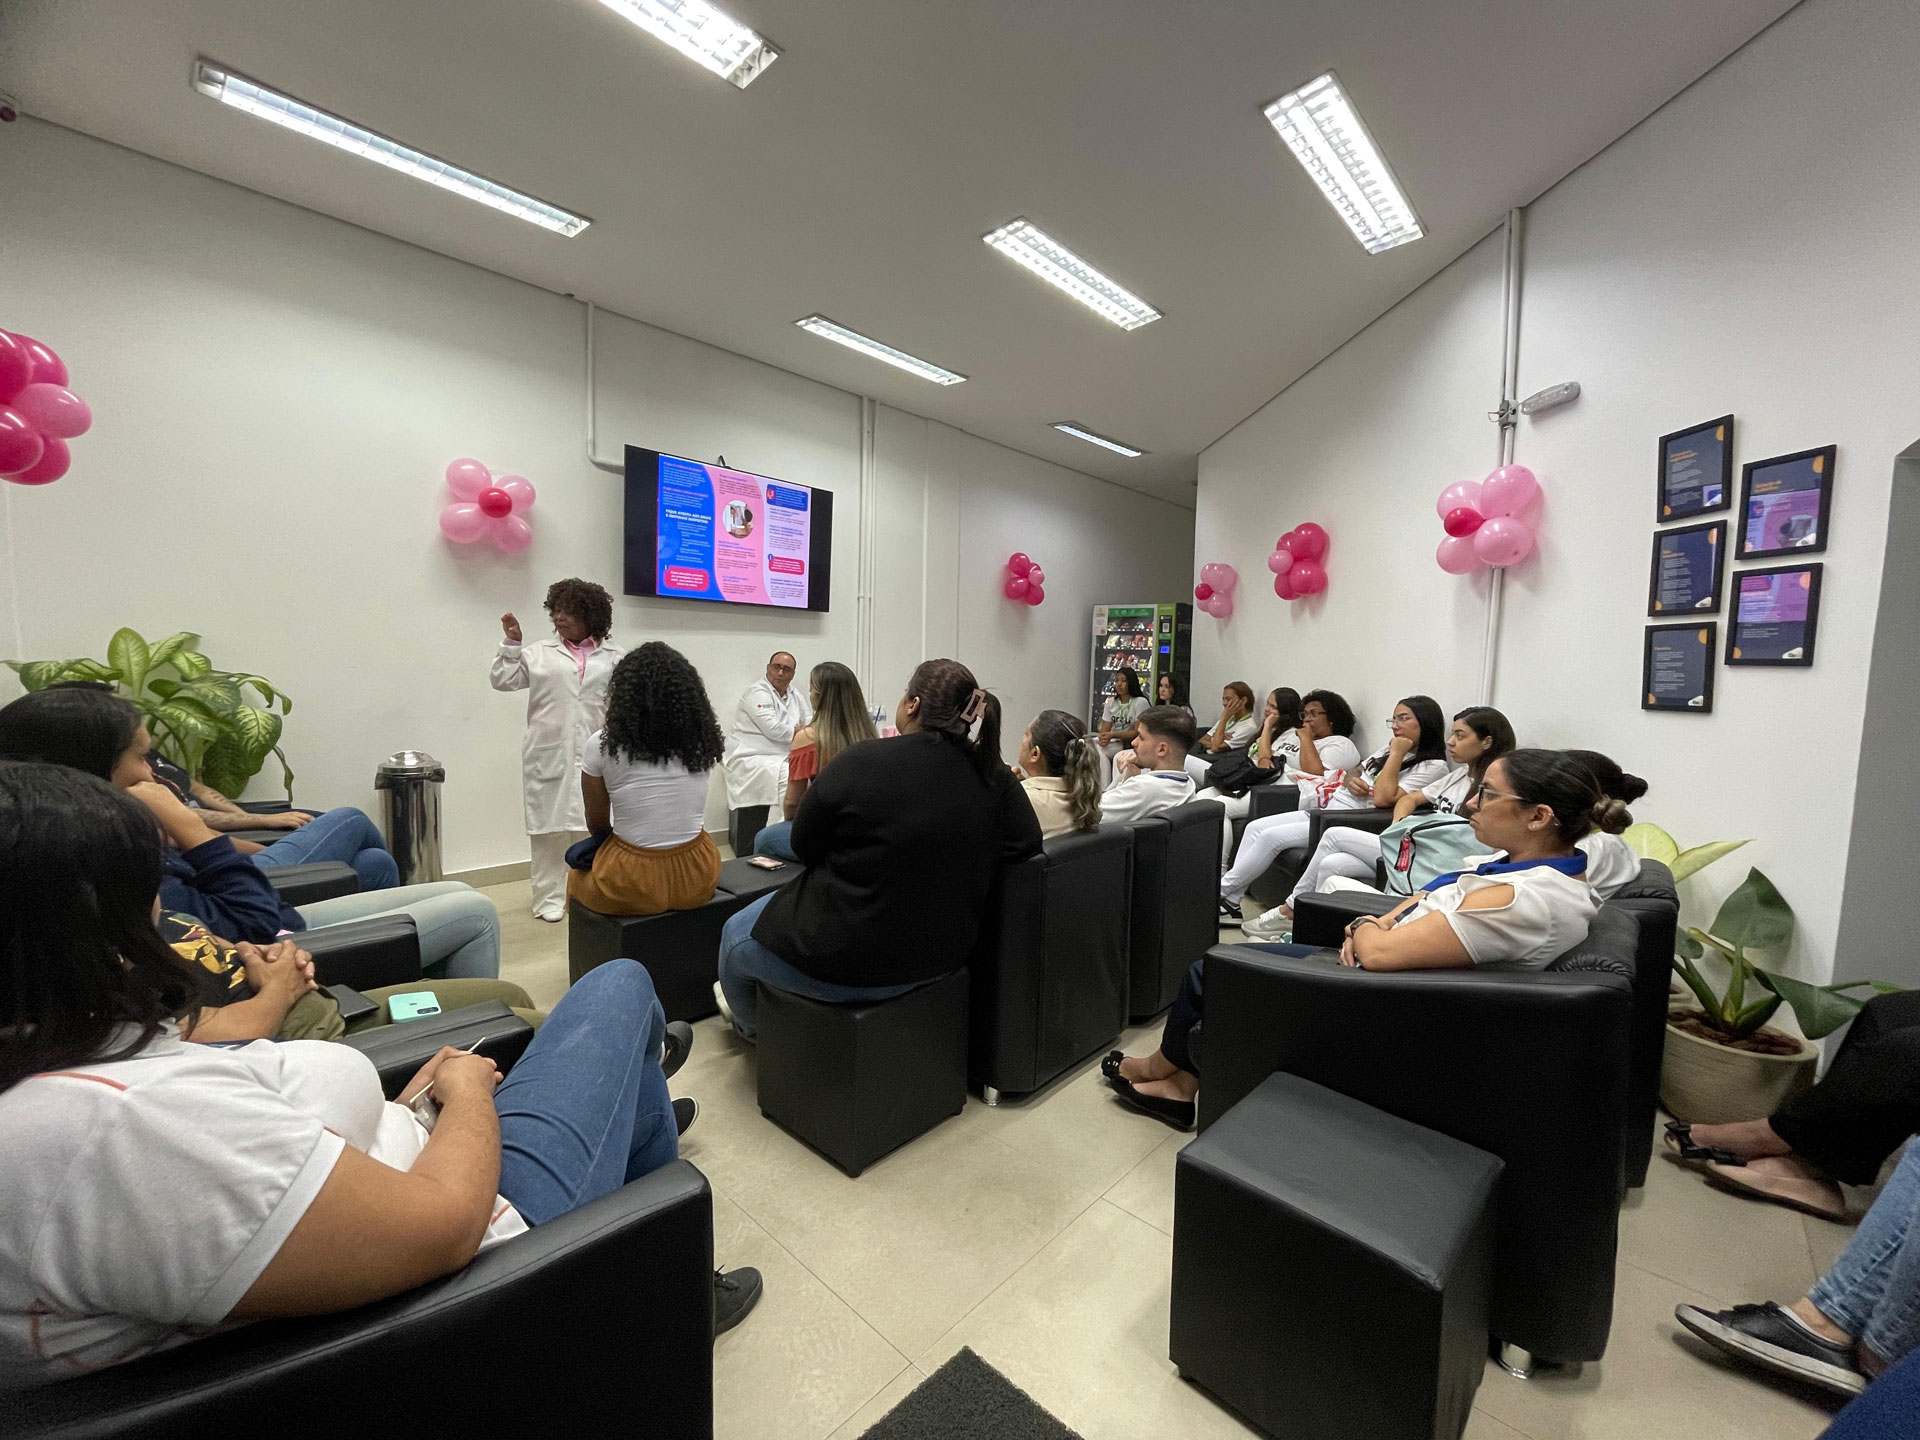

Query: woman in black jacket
[714,658,1042,1040]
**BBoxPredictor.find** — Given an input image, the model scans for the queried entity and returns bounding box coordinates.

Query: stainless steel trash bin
[375,750,446,886]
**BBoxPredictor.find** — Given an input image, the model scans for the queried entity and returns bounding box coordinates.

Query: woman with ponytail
[715,659,1043,1041]
[1018,709,1104,838]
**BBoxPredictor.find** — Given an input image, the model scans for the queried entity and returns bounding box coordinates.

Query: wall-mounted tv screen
[624,445,833,612]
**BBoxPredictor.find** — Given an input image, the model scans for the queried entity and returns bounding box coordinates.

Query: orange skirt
[568,830,721,916]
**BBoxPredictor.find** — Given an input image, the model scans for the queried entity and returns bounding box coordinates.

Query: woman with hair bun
[715,659,1042,1041]
[1565,749,1648,899]
[1018,709,1104,839]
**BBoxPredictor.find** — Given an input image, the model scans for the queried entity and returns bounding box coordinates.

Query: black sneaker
[673,1097,698,1137]
[714,1266,764,1335]
[1218,898,1243,927]
[1674,1302,1866,1397]
[662,1021,693,1079]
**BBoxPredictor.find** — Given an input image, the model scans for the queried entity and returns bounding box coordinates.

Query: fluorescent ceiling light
[982,219,1162,331]
[190,60,590,236]
[594,0,779,88]
[1052,422,1144,458]
[1263,71,1422,255]
[794,316,966,386]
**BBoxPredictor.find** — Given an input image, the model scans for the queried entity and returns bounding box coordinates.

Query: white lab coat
[722,679,812,809]
[490,637,624,834]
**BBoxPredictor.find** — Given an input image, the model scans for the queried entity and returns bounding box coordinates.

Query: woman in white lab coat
[491,579,624,921]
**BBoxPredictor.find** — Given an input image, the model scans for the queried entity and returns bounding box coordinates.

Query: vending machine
[1088,603,1193,728]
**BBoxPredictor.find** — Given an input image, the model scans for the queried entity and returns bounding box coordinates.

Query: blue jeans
[493,959,678,1225]
[253,807,400,891]
[716,893,916,1040]
[1809,1138,1920,1365]
[296,881,500,978]
[752,822,798,863]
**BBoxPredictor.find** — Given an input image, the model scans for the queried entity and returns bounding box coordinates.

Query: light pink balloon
[10,383,90,440]
[491,514,534,554]
[1479,464,1541,519]
[445,457,492,501]
[1289,560,1327,595]
[1212,564,1238,593]
[1004,574,1030,600]
[496,475,536,510]
[1435,480,1483,522]
[1472,515,1535,568]
[1198,562,1223,590]
[1289,523,1328,561]
[1210,593,1233,618]
[1436,535,1480,575]
[1025,565,1045,588]
[1024,584,1045,607]
[439,503,489,543]
[1266,550,1293,575]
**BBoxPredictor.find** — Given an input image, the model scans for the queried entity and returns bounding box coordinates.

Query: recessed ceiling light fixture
[794,316,967,386]
[1263,71,1422,255]
[982,219,1162,331]
[189,60,590,236]
[1052,422,1144,458]
[594,0,779,88]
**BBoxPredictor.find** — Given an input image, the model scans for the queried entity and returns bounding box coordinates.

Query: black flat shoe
[1100,1050,1125,1081]
[714,1267,764,1336]
[673,1097,698,1136]
[662,1021,693,1080]
[1108,1074,1195,1131]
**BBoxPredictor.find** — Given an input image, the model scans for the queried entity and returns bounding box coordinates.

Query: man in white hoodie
[1102,706,1200,824]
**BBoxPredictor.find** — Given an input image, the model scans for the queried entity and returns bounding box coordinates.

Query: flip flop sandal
[1701,1160,1849,1222]
[1663,1121,1743,1166]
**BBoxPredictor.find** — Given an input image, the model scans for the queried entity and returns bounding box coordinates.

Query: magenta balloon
[1435,480,1483,522]
[11,335,67,389]
[1193,582,1213,601]
[1266,550,1293,575]
[1025,584,1045,607]
[1289,560,1327,595]
[445,457,492,501]
[477,487,514,518]
[1289,523,1328,560]
[1436,535,1480,575]
[439,503,488,543]
[1472,515,1536,568]
[1004,574,1030,600]
[1007,551,1032,578]
[6,436,68,486]
[497,475,536,510]
[10,383,91,440]
[1025,565,1045,587]
[491,514,535,554]
[1275,569,1301,601]
[1442,506,1484,538]
[1480,464,1541,519]
[0,408,44,475]
[1276,530,1301,557]
[0,333,32,403]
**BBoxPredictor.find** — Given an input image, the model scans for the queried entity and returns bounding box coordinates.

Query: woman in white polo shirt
[569,643,725,917]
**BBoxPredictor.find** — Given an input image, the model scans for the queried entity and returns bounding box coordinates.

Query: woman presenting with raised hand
[491,580,623,922]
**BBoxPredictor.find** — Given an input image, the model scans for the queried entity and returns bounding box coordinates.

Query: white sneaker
[1243,908,1292,941]
[712,981,737,1028]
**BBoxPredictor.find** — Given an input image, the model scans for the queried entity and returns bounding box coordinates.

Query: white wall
[1196,0,1920,986]
[0,118,1193,873]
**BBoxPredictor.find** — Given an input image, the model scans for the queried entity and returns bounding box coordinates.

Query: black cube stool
[757,967,969,1177]
[1171,1073,1503,1440]
[714,855,800,906]
[567,896,737,1022]
[727,805,769,858]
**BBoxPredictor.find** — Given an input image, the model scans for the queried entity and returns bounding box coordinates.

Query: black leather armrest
[1247,785,1299,820]
[224,829,291,846]
[1291,889,1400,947]
[337,1000,537,1098]
[263,860,358,906]
[0,1162,716,1438]
[1312,807,1395,836]
[238,798,301,814]
[301,914,422,990]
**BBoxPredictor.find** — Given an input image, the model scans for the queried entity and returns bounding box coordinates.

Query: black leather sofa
[1123,800,1224,1020]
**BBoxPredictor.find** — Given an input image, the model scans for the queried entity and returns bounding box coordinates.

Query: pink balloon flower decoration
[440,458,536,553]
[1268,525,1331,602]
[0,329,92,486]
[1195,563,1237,618]
[1004,551,1045,606]
[1431,466,1540,572]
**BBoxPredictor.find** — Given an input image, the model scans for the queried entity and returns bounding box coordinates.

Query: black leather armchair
[261,860,360,906]
[1196,910,1638,1366]
[970,826,1132,1102]
[1244,805,1394,907]
[1229,781,1298,864]
[0,1161,716,1439]
[301,913,422,991]
[1123,801,1224,1021]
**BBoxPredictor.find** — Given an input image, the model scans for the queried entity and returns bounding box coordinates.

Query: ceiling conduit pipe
[584,300,623,475]
[1480,207,1524,705]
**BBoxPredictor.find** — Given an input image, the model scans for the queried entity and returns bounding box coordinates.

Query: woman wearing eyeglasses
[1106,748,1624,1129]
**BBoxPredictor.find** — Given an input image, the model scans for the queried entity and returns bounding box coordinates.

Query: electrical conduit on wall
[1481,206,1524,706]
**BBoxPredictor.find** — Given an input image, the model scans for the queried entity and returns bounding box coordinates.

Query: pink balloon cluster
[1003,551,1046,606]
[1268,523,1329,601]
[0,330,92,486]
[1434,465,1541,574]
[1193,563,1238,618]
[439,458,535,553]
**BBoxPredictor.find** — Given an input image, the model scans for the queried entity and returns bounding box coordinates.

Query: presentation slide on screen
[654,456,814,608]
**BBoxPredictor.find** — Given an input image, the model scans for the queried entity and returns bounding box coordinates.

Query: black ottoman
[715,855,800,905]
[1172,1073,1502,1440]
[757,967,970,1177]
[567,895,737,1022]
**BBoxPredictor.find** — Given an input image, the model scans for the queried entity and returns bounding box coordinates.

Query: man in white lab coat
[490,579,624,921]
[721,651,811,852]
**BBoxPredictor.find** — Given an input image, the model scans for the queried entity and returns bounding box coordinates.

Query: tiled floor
[483,879,1854,1440]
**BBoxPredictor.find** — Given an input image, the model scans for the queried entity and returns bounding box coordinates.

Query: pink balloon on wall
[12,335,67,389]
[491,514,535,554]
[1026,566,1045,587]
[1274,570,1301,600]
[1025,584,1046,606]
[440,457,536,551]
[1435,480,1484,522]
[1289,523,1328,561]
[7,436,69,486]
[1005,574,1030,600]
[1480,464,1541,518]
[1436,535,1480,574]
[1442,506,1484,538]
[497,475,537,510]
[1004,551,1045,604]
[1472,515,1536,567]
[10,384,91,440]
[1007,552,1033,578]
[0,332,33,403]
[1289,560,1328,595]
[439,503,489,543]
[1193,582,1213,601]
[0,408,44,476]
[0,331,89,487]
[445,458,492,501]
[1267,549,1293,575]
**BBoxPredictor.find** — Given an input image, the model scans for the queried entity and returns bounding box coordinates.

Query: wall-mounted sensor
[1520,381,1581,416]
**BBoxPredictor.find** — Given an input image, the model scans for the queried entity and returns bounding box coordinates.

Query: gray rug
[858,1348,1085,1440]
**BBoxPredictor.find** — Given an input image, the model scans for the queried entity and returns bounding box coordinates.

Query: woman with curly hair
[569,642,725,917]
[491,579,623,921]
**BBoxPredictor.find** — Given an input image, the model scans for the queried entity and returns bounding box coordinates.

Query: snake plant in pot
[6,628,294,797]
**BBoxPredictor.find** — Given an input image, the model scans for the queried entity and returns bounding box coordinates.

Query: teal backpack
[1378,813,1489,895]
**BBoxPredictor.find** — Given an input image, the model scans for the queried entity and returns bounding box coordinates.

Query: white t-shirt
[1212,714,1259,749]
[0,1029,526,1388]
[1100,769,1199,825]
[1419,764,1476,815]
[1579,832,1640,899]
[581,731,711,849]
[1395,863,1600,970]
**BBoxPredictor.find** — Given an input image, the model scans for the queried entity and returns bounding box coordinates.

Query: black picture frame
[1646,519,1727,618]
[1642,623,1717,713]
[1726,562,1823,667]
[1737,445,1835,560]
[1657,414,1734,522]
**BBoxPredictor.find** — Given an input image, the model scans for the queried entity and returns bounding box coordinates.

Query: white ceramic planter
[1660,1018,1817,1124]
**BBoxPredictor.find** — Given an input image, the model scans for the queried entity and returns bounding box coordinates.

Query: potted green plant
[6,628,294,797]
[1627,824,1902,1123]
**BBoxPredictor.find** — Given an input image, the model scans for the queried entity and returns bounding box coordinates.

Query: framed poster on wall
[1738,445,1834,559]
[1727,562,1822,666]
[1647,520,1726,616]
[1643,623,1717,712]
[1657,415,1734,521]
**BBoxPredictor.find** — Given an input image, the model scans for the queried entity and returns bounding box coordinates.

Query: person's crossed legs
[253,806,400,891]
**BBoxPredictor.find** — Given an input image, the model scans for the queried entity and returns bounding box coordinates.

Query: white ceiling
[0,0,1796,504]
